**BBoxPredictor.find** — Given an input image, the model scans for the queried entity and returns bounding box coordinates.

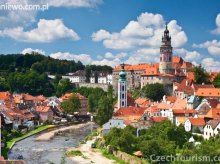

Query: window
[122,86,124,91]
[122,102,124,106]
[144,116,147,121]
[122,94,124,99]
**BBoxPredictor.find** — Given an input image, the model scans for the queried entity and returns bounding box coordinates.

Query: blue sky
[0,0,220,71]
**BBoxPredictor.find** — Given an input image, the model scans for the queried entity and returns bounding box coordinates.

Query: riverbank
[3,124,55,158]
[35,122,95,141]
[8,122,96,164]
[67,138,116,164]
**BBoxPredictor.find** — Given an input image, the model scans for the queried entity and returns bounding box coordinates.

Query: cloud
[46,0,103,8]
[201,58,220,72]
[50,52,92,65]
[193,40,220,56]
[91,29,111,41]
[0,19,80,42]
[92,12,188,50]
[0,0,102,29]
[0,0,37,28]
[211,13,220,35]
[49,51,124,67]
[125,48,159,64]
[104,52,127,59]
[91,58,121,67]
[174,48,201,62]
[21,48,45,55]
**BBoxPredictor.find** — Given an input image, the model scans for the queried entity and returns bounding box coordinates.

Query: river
[8,123,95,164]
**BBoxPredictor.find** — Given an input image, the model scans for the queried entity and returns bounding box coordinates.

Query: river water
[8,124,95,164]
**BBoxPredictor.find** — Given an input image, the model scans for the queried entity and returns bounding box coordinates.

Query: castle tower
[118,63,127,109]
[159,24,173,74]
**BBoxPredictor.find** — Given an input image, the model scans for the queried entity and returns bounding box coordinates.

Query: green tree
[141,83,165,101]
[88,94,96,113]
[61,95,81,114]
[193,65,210,84]
[95,95,113,126]
[139,139,176,161]
[56,79,74,97]
[213,73,220,88]
[167,125,191,148]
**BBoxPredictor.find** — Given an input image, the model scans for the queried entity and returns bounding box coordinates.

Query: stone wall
[76,83,109,91]
[113,150,147,164]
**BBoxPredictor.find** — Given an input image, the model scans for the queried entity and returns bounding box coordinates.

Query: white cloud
[193,40,220,56]
[92,12,187,50]
[174,48,201,62]
[0,19,79,42]
[0,0,103,29]
[21,48,45,55]
[201,58,220,72]
[46,0,102,8]
[125,48,159,64]
[91,29,111,41]
[104,52,127,59]
[0,0,37,29]
[50,52,92,65]
[211,13,220,35]
[91,58,121,67]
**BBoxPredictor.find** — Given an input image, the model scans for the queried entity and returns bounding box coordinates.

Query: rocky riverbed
[8,123,96,164]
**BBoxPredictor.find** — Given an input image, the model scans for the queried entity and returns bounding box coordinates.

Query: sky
[0,0,220,71]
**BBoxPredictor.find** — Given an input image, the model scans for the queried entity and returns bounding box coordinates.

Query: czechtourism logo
[149,154,220,162]
[0,2,49,11]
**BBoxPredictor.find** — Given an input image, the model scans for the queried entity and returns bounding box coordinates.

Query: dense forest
[0,54,113,96]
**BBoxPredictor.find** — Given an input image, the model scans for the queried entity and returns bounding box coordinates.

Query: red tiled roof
[172,56,183,64]
[188,118,205,126]
[135,98,148,106]
[209,72,218,82]
[141,66,159,76]
[186,72,195,81]
[173,109,197,114]
[60,93,86,101]
[145,105,160,112]
[166,96,177,103]
[193,84,215,92]
[205,108,220,119]
[181,62,193,69]
[157,102,173,110]
[113,106,146,118]
[35,106,51,113]
[0,92,12,101]
[113,63,159,71]
[196,88,220,97]
[151,116,167,122]
[172,98,187,110]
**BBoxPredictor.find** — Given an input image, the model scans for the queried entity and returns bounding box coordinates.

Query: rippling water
[8,124,95,164]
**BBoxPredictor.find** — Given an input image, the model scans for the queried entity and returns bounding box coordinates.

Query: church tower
[118,63,127,109]
[159,24,173,74]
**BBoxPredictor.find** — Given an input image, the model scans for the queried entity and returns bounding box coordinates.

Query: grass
[101,149,128,164]
[65,150,88,159]
[3,124,55,158]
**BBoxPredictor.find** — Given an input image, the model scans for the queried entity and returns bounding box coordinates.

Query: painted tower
[118,63,127,109]
[159,24,173,74]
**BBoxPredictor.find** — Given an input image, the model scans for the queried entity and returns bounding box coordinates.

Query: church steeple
[159,24,173,74]
[117,63,127,109]
[119,63,126,82]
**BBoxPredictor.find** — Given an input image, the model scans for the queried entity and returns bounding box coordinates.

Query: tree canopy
[60,95,81,114]
[213,73,220,88]
[141,83,165,101]
[192,65,210,84]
